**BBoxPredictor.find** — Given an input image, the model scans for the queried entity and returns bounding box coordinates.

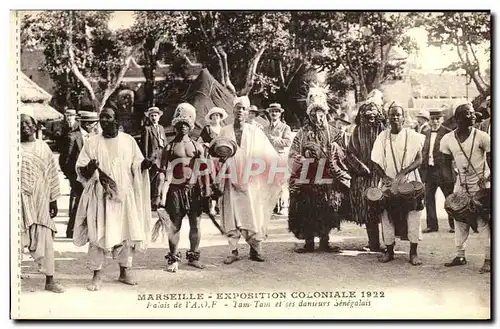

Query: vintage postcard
[10,9,491,319]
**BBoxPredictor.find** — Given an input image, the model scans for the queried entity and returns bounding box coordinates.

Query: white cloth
[88,243,133,270]
[380,210,422,244]
[371,128,425,182]
[73,132,151,251]
[454,218,490,259]
[218,123,283,239]
[429,132,437,166]
[440,128,490,193]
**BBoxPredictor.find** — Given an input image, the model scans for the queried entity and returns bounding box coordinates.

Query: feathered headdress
[306,83,330,115]
[171,103,196,129]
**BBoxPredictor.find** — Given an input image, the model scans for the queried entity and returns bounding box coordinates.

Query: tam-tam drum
[365,187,386,214]
[471,188,491,221]
[445,192,475,224]
[390,181,425,211]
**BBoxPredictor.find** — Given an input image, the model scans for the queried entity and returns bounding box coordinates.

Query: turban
[172,103,196,129]
[233,96,251,108]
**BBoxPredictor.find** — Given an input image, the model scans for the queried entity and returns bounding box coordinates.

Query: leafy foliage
[420,12,490,96]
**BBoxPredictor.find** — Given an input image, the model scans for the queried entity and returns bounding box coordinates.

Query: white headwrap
[171,102,197,129]
[306,83,330,115]
[233,95,251,108]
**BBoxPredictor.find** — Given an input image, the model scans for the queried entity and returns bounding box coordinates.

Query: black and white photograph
[9,9,491,319]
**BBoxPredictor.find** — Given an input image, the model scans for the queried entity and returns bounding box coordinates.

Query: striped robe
[21,140,60,250]
[347,122,386,226]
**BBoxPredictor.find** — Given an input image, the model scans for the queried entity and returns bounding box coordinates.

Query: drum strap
[454,129,484,193]
[388,129,408,175]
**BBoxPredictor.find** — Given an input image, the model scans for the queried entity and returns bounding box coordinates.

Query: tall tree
[126,11,191,107]
[180,12,293,96]
[421,12,491,97]
[297,12,420,101]
[21,11,141,112]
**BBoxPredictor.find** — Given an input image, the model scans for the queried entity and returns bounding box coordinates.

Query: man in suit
[415,109,431,135]
[264,103,293,215]
[420,109,456,233]
[140,107,167,210]
[478,96,491,135]
[59,111,99,238]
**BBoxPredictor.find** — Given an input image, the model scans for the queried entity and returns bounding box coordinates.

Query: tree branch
[277,59,286,89]
[217,46,236,94]
[240,43,266,96]
[285,62,304,90]
[213,46,225,85]
[99,45,141,111]
[67,11,98,110]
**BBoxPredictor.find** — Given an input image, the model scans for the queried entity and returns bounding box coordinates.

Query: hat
[249,105,260,113]
[171,103,196,129]
[208,136,238,158]
[77,111,99,122]
[416,109,430,121]
[429,108,445,117]
[205,107,228,123]
[144,106,163,117]
[65,109,77,116]
[233,96,251,108]
[266,103,285,113]
[306,83,330,115]
[335,113,351,125]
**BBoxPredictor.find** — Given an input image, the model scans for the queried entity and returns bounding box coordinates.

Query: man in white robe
[371,104,425,266]
[217,96,283,264]
[20,113,65,293]
[73,108,152,291]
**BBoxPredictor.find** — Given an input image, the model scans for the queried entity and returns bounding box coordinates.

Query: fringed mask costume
[345,98,387,251]
[287,83,352,252]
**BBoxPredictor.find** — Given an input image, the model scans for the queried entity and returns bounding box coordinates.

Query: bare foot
[166,262,179,273]
[87,278,101,291]
[118,273,138,286]
[45,282,65,293]
[409,255,422,266]
[479,261,491,274]
[188,260,206,269]
[378,253,394,263]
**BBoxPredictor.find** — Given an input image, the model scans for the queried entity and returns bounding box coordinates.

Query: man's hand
[381,175,393,187]
[141,159,153,171]
[87,159,99,173]
[49,201,58,218]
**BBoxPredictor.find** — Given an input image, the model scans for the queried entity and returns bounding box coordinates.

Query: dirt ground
[14,165,491,320]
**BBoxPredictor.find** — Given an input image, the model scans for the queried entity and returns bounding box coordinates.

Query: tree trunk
[142,50,157,107]
[240,44,266,96]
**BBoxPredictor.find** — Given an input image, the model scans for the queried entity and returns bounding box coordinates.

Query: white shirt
[428,131,437,166]
[440,128,490,193]
[153,124,165,147]
[80,126,90,142]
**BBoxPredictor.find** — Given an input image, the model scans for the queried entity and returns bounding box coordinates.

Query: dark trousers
[149,166,166,206]
[425,166,454,230]
[66,181,83,238]
[366,220,380,250]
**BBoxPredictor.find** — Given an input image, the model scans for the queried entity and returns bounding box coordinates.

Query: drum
[471,188,491,221]
[444,192,475,223]
[392,181,425,211]
[208,137,238,158]
[365,187,386,214]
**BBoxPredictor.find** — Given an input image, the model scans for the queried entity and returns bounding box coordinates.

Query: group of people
[19,85,491,295]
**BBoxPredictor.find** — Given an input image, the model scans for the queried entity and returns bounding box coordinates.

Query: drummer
[371,103,425,266]
[439,103,491,274]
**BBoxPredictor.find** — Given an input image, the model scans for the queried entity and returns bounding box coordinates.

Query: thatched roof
[19,71,52,103]
[19,103,63,122]
[19,72,63,121]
